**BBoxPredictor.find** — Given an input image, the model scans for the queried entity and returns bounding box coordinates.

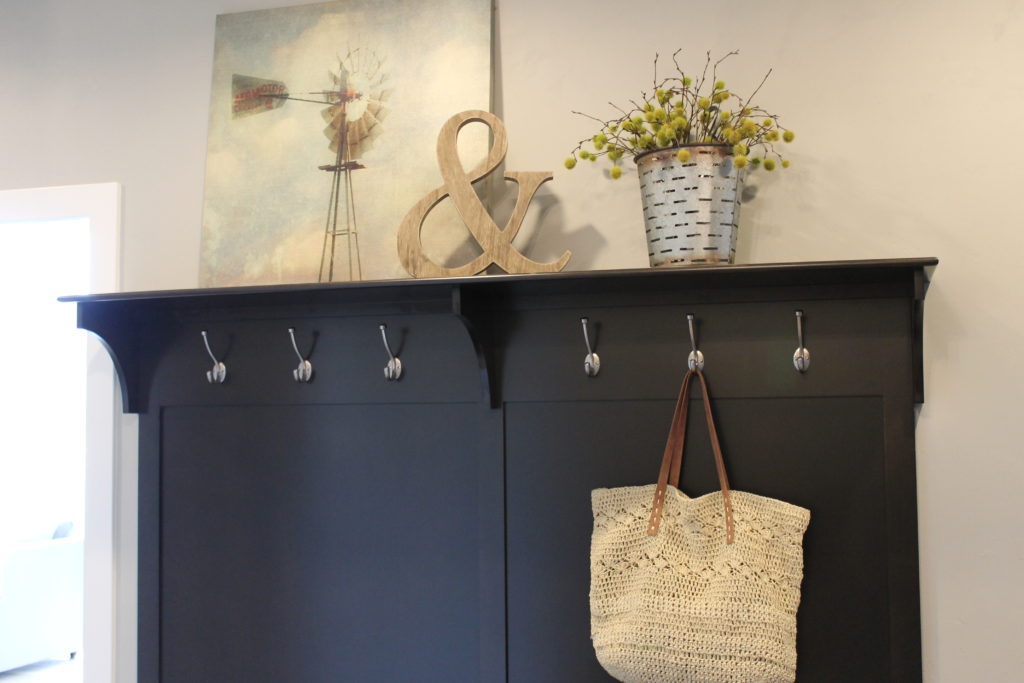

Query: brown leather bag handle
[646,369,734,543]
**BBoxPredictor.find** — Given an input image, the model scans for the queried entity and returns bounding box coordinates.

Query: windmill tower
[231,48,389,282]
[317,49,389,282]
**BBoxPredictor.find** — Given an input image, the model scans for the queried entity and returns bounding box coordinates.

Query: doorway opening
[0,218,90,681]
[0,184,121,683]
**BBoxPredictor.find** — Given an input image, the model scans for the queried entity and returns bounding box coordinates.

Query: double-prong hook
[379,324,403,381]
[200,330,227,384]
[580,317,600,377]
[288,328,313,383]
[686,313,705,371]
[793,310,810,372]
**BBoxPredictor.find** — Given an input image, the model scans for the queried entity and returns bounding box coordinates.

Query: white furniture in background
[0,536,83,673]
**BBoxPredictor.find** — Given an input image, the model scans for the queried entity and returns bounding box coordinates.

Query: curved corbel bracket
[77,300,146,413]
[451,285,498,409]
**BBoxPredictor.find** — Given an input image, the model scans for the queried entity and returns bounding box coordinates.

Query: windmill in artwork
[231,48,390,282]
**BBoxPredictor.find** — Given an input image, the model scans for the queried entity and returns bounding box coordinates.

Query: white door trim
[0,183,122,683]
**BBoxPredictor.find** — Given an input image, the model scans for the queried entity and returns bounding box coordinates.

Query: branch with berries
[566,50,795,179]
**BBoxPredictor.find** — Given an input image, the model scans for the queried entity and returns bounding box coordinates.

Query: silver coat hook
[379,324,403,381]
[686,313,705,371]
[793,310,811,372]
[288,327,313,383]
[200,330,227,384]
[581,317,600,377]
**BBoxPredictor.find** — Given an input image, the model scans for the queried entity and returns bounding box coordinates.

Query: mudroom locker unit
[65,257,936,682]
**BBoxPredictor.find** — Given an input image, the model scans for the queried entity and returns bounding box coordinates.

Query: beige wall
[3,0,1022,680]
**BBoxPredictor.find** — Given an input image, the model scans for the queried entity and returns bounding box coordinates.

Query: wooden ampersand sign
[397,110,571,278]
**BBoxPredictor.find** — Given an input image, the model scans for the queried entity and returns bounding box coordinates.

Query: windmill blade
[324,120,345,149]
[367,89,392,109]
[364,57,385,83]
[351,112,382,143]
[365,90,391,121]
[345,121,371,160]
[368,90,391,111]
[366,107,388,125]
[357,110,383,134]
[231,74,288,118]
[366,99,389,121]
[348,125,383,160]
[346,118,370,144]
[345,100,388,159]
[321,103,345,126]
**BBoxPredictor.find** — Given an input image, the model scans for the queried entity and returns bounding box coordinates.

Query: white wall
[2,0,1022,680]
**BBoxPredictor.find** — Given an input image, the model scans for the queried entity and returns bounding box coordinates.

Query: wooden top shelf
[61,257,938,304]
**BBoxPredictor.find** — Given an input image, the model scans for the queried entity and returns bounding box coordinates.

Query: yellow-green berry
[608,123,618,133]
[734,155,748,168]
[783,130,795,142]
[751,157,762,166]
[676,148,691,163]
[683,76,693,86]
[763,158,776,171]
[732,143,747,156]
[592,133,607,150]
[715,80,726,90]
[608,147,623,161]
[639,134,654,148]
[610,165,623,179]
[564,157,576,169]
[719,110,732,122]
[763,119,773,128]
[782,159,791,168]
[697,97,711,110]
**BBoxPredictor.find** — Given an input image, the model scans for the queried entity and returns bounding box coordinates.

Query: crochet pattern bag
[590,369,810,683]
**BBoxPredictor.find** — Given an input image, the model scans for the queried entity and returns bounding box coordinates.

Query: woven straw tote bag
[590,369,811,683]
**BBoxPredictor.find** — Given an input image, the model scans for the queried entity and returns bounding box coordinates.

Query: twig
[745,68,773,108]
[571,110,610,126]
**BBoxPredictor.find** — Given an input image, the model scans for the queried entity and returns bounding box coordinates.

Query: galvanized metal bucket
[636,144,745,266]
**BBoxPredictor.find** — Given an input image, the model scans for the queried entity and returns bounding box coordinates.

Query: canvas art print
[200,0,492,285]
